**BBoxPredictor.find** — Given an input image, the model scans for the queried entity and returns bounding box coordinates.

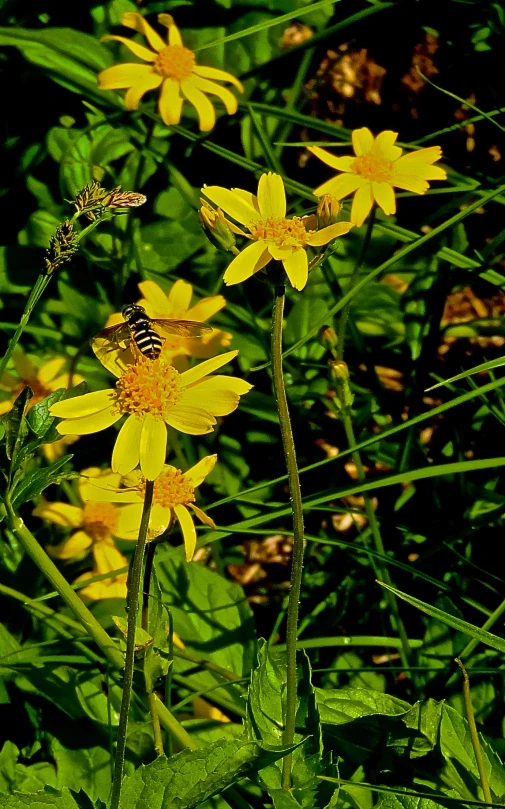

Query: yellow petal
[77,573,127,601]
[101,34,157,62]
[38,358,66,385]
[231,188,261,214]
[157,13,182,46]
[56,407,121,436]
[93,540,128,575]
[147,503,172,539]
[140,415,166,480]
[114,503,144,539]
[352,127,374,156]
[50,390,116,419]
[202,186,261,226]
[257,173,286,219]
[122,12,166,52]
[186,295,226,322]
[180,350,239,387]
[0,372,20,392]
[192,64,243,93]
[33,501,83,528]
[351,182,374,226]
[167,279,192,317]
[392,160,446,181]
[0,400,13,415]
[395,145,442,165]
[181,78,216,131]
[79,469,122,503]
[308,146,355,172]
[180,329,232,359]
[49,373,84,392]
[184,454,217,487]
[112,415,142,475]
[138,280,168,315]
[372,181,396,216]
[306,221,354,247]
[189,375,252,395]
[47,531,92,560]
[124,72,163,110]
[183,386,239,416]
[388,173,429,194]
[12,351,38,380]
[282,249,309,291]
[91,335,135,378]
[190,75,238,115]
[313,172,364,200]
[189,503,216,528]
[174,504,197,561]
[158,78,183,126]
[164,403,216,434]
[98,63,154,90]
[371,130,401,161]
[223,241,270,285]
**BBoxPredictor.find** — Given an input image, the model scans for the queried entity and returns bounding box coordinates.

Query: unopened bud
[72,182,146,221]
[318,325,338,353]
[44,220,79,275]
[329,359,349,383]
[317,194,342,228]
[198,200,237,252]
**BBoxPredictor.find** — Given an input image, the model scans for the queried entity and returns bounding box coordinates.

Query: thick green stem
[270,284,305,790]
[336,208,375,362]
[4,500,124,670]
[455,658,492,805]
[339,408,415,673]
[110,479,154,809]
[142,541,164,757]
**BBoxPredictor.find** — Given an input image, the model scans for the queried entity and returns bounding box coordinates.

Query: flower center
[352,155,394,183]
[249,216,311,249]
[83,501,118,541]
[23,378,52,408]
[115,358,183,420]
[149,467,195,509]
[153,45,195,80]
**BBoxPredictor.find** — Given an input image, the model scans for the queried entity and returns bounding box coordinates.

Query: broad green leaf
[112,616,153,650]
[11,456,76,509]
[50,741,111,804]
[119,737,298,809]
[375,795,445,809]
[2,387,32,463]
[0,27,116,104]
[0,741,57,795]
[0,787,81,808]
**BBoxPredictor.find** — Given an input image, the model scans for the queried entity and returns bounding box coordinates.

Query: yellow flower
[105,279,232,371]
[49,351,252,481]
[0,353,83,415]
[202,172,354,291]
[32,467,137,600]
[98,12,243,132]
[0,353,83,457]
[87,455,217,562]
[309,128,447,226]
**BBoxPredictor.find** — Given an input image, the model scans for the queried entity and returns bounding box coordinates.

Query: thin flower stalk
[142,541,164,757]
[270,280,305,789]
[110,480,154,809]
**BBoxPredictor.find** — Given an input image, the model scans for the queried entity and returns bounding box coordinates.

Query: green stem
[0,274,52,379]
[142,541,164,757]
[110,479,154,809]
[4,500,123,670]
[270,283,305,790]
[339,407,415,674]
[336,207,375,362]
[455,658,492,805]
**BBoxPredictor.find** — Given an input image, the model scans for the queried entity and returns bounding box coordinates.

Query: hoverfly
[91,303,213,365]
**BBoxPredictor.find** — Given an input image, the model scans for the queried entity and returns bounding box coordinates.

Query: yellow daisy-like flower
[0,353,84,415]
[32,467,137,600]
[202,172,355,291]
[87,455,217,562]
[98,12,243,132]
[49,350,251,481]
[309,128,447,226]
[105,279,232,371]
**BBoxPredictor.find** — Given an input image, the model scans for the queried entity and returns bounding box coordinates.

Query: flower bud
[317,194,342,228]
[198,200,237,252]
[329,359,353,410]
[329,359,349,383]
[318,325,338,353]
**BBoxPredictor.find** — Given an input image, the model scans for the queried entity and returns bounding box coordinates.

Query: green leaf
[112,616,153,651]
[2,387,32,463]
[0,786,81,808]
[375,795,445,808]
[0,27,116,104]
[119,737,298,809]
[426,356,505,391]
[11,456,76,509]
[378,582,505,654]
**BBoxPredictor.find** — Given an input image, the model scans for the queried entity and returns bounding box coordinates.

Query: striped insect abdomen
[131,324,163,358]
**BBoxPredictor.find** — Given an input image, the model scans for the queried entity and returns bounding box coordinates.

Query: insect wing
[90,322,135,376]
[151,318,213,339]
